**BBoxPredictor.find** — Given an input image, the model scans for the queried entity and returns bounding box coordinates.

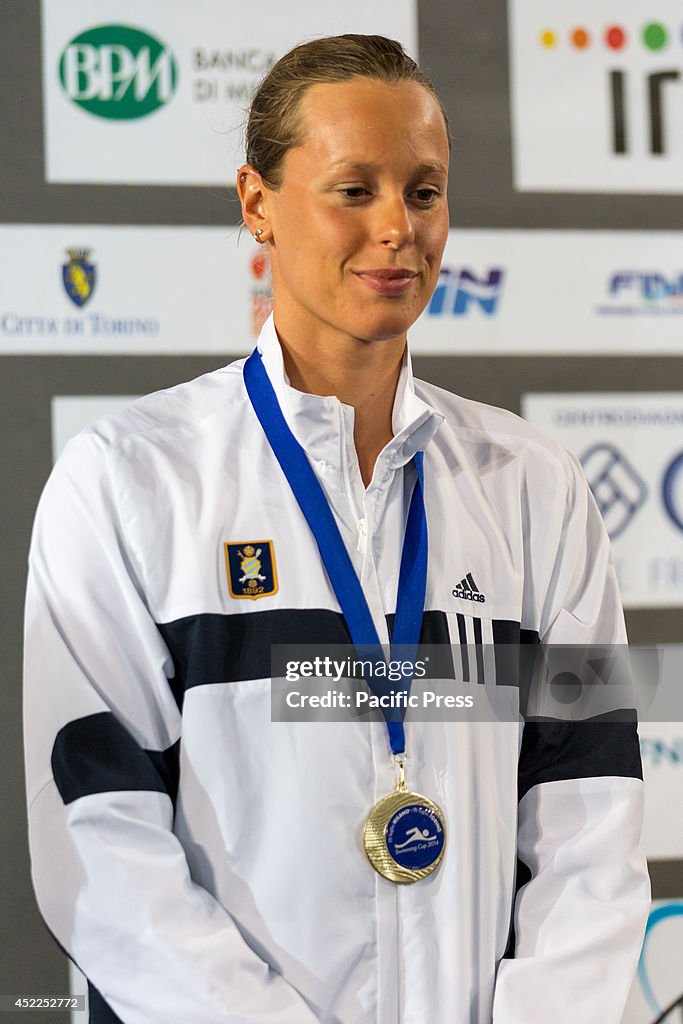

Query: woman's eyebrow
[328,160,448,175]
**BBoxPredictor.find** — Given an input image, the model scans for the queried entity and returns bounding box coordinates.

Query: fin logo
[611,271,683,303]
[427,266,504,317]
[610,271,683,300]
[596,270,683,317]
[59,25,178,120]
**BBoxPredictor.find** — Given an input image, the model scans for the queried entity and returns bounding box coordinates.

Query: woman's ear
[237,163,272,243]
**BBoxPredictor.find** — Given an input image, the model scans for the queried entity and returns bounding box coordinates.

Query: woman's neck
[274,319,406,487]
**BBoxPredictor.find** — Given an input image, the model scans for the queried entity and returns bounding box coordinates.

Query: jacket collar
[253,314,442,489]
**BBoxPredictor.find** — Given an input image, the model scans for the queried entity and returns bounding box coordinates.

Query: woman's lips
[353,270,418,296]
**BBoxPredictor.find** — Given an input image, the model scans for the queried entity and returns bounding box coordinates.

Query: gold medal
[363,756,446,884]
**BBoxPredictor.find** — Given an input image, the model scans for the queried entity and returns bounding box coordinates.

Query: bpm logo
[426,266,504,317]
[580,442,647,538]
[508,2,683,192]
[59,25,179,120]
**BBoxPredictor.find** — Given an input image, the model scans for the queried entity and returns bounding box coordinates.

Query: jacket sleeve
[23,430,319,1024]
[492,451,651,1024]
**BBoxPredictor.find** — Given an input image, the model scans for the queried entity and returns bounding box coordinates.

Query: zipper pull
[356,517,367,554]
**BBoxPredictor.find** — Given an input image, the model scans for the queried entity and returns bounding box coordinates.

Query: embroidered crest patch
[225,540,278,600]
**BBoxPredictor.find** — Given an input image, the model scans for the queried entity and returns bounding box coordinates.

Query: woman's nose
[376,197,416,249]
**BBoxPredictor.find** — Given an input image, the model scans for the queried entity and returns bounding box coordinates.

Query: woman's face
[254,76,450,346]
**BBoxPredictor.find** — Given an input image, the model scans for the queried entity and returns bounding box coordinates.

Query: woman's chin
[348,307,420,343]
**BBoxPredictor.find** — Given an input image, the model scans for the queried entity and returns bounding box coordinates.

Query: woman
[24,34,649,1024]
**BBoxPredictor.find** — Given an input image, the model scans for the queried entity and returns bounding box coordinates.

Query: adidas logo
[452,572,486,603]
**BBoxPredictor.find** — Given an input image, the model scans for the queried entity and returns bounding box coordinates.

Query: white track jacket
[24,314,650,1024]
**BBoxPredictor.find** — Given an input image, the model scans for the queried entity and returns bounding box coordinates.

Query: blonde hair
[245,34,451,189]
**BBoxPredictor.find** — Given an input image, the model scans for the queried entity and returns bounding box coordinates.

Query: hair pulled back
[245,34,450,189]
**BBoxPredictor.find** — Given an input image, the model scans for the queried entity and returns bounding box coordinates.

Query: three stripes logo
[452,572,486,604]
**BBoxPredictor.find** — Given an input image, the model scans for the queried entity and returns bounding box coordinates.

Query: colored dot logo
[606,25,626,50]
[643,22,667,50]
[571,27,590,49]
[538,22,679,50]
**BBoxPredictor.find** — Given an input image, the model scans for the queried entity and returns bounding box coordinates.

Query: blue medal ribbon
[243,348,428,756]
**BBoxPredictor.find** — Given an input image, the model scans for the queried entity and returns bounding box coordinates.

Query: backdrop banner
[1,225,254,354]
[41,0,417,185]
[508,0,683,193]
[522,392,683,609]
[638,720,683,861]
[3,226,682,354]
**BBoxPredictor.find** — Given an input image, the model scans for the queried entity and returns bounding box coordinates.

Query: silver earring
[254,229,264,241]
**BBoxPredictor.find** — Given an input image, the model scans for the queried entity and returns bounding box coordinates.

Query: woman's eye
[413,188,440,203]
[337,186,440,202]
